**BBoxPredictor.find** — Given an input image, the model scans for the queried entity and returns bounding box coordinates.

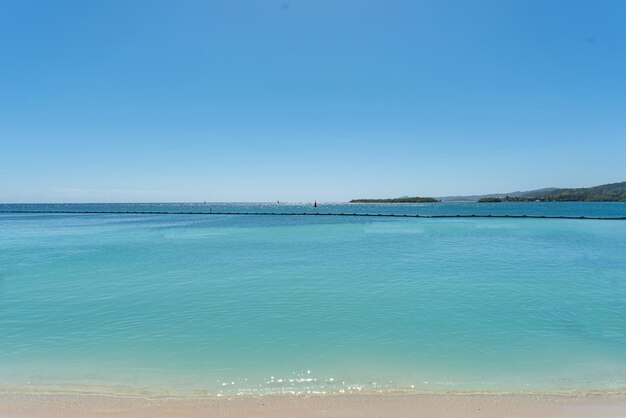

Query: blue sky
[1,0,625,202]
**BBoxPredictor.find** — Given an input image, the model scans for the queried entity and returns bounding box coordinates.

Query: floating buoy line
[0,210,625,220]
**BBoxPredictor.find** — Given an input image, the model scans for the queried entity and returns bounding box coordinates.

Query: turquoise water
[1,203,625,396]
[4,201,626,217]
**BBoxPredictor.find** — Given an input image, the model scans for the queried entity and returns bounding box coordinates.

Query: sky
[1,0,625,202]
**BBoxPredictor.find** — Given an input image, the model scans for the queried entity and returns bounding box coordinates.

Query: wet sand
[1,392,625,418]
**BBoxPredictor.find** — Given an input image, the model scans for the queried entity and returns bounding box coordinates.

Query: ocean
[1,202,625,397]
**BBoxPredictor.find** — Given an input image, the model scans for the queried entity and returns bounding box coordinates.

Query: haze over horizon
[2,0,626,203]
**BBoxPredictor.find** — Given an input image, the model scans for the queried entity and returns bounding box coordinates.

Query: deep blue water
[2,201,626,218]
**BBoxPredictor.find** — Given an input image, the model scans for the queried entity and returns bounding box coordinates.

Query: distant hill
[357,182,626,203]
[521,181,626,202]
[440,187,559,202]
[474,181,626,202]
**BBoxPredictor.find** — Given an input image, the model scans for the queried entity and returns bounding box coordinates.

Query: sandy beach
[1,392,625,418]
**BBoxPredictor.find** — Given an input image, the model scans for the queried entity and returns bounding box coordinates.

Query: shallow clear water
[0,203,625,396]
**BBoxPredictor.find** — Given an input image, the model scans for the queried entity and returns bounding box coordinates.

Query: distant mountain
[441,182,626,202]
[440,188,559,202]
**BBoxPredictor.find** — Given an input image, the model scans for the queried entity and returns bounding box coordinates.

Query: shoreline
[1,392,625,418]
[3,381,626,399]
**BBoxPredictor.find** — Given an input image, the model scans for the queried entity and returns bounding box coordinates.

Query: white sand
[1,392,625,418]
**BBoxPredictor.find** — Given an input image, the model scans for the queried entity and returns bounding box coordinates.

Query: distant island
[476,181,626,202]
[350,197,440,203]
[352,181,626,204]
